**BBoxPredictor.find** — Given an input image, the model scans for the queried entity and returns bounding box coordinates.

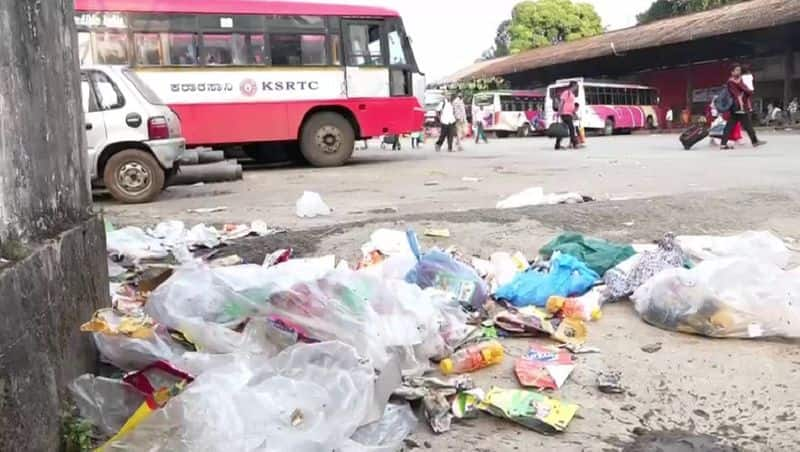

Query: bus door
[341,19,390,98]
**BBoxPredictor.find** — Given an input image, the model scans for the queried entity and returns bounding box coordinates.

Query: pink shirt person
[559,88,576,116]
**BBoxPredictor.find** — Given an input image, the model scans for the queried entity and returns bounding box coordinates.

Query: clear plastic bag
[676,231,790,269]
[69,375,143,436]
[105,342,375,451]
[83,309,186,371]
[106,226,169,263]
[633,258,800,338]
[350,402,418,450]
[93,327,186,372]
[405,250,489,310]
[263,271,436,370]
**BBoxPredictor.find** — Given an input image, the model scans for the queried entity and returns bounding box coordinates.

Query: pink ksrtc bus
[74,0,425,166]
[545,78,660,135]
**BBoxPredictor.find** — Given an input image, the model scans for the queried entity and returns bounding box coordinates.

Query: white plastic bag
[350,402,418,450]
[93,327,186,371]
[676,231,790,268]
[105,342,376,451]
[633,258,800,338]
[296,191,332,218]
[107,226,169,262]
[496,187,585,209]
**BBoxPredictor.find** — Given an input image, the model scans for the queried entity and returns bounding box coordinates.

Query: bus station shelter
[455,0,800,125]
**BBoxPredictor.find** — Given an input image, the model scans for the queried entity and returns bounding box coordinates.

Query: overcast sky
[316,0,654,80]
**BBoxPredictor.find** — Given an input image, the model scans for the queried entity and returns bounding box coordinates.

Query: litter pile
[71,226,797,449]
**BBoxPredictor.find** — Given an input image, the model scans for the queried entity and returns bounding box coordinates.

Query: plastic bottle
[440,340,504,375]
[546,295,603,322]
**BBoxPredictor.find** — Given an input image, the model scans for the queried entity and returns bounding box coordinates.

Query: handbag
[546,122,569,139]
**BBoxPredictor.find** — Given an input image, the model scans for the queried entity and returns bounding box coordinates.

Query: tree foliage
[507,0,604,54]
[480,20,511,61]
[637,0,749,24]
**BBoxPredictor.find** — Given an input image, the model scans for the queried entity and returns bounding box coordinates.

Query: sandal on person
[720,145,735,150]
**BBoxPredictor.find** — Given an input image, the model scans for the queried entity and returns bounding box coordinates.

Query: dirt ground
[103,133,800,451]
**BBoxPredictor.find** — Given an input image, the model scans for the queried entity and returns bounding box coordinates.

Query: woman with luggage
[720,64,765,150]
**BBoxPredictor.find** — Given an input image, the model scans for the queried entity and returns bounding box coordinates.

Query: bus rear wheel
[603,118,615,136]
[517,124,532,137]
[300,112,355,167]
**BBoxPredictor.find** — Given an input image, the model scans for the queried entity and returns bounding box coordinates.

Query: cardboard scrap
[479,387,579,433]
[515,345,576,390]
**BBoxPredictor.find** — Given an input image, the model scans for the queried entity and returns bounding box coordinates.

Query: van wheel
[603,118,615,136]
[104,149,165,204]
[300,112,355,167]
[517,124,532,137]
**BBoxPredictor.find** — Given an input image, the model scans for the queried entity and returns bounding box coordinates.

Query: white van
[81,66,185,203]
[471,90,546,138]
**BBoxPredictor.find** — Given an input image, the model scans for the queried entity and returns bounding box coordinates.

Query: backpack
[714,88,734,113]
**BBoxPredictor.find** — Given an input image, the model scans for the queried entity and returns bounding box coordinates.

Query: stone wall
[0,0,108,450]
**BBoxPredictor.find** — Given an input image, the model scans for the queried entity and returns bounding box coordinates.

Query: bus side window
[270,34,327,66]
[94,31,129,64]
[345,23,384,66]
[78,32,94,65]
[134,33,163,65]
[203,34,235,65]
[167,34,199,65]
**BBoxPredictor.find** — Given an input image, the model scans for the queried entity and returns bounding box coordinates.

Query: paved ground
[101,133,800,451]
[99,132,800,230]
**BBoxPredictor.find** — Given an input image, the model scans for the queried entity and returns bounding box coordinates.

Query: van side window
[89,71,126,110]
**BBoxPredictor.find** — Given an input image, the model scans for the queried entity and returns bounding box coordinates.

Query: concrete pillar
[784,50,794,108]
[0,1,107,450]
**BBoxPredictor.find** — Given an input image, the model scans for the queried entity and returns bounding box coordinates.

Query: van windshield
[122,69,164,105]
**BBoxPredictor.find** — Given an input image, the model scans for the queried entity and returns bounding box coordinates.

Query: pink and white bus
[544,78,660,135]
[472,90,546,138]
[74,0,425,166]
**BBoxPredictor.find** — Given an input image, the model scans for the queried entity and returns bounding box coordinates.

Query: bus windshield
[473,94,494,107]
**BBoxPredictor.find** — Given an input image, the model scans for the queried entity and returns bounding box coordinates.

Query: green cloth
[540,233,636,275]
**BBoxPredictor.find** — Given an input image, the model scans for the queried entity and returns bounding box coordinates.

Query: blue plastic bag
[495,253,599,308]
[406,250,489,310]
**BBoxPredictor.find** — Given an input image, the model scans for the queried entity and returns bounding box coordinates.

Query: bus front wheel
[300,112,355,167]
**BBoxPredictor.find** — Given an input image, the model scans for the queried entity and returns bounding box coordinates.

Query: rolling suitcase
[679,125,709,150]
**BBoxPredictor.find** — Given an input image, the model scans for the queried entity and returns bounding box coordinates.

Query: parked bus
[74,0,425,166]
[472,90,546,138]
[544,78,660,135]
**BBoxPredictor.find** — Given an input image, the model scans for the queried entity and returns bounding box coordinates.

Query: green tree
[637,0,749,24]
[480,20,511,61]
[507,0,604,54]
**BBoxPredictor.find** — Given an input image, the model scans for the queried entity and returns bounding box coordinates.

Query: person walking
[452,93,467,151]
[435,95,457,152]
[555,81,579,150]
[720,63,766,150]
[473,105,489,144]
